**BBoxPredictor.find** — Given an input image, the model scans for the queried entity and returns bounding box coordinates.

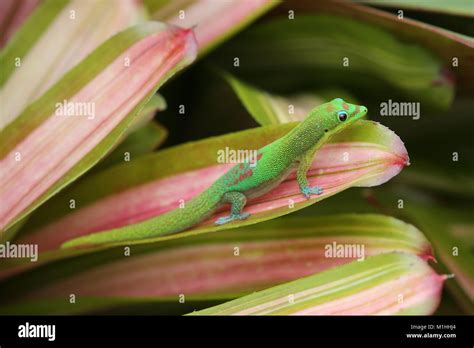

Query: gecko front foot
[214,212,251,225]
[301,185,324,199]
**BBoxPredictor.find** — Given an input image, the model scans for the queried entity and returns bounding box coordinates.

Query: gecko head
[318,98,367,135]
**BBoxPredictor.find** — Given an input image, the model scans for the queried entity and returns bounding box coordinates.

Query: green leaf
[93,121,168,171]
[356,0,474,17]
[398,160,474,197]
[126,93,167,133]
[223,72,359,125]
[189,253,445,315]
[87,93,168,174]
[278,1,472,93]
[213,14,454,109]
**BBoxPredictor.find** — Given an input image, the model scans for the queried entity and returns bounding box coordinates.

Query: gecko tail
[61,189,221,249]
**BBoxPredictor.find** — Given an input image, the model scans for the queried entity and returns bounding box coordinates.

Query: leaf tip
[179,26,198,64]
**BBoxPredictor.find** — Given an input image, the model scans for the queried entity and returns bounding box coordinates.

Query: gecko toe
[301,185,323,199]
[215,213,250,225]
[215,216,232,225]
[238,212,251,220]
[312,186,324,195]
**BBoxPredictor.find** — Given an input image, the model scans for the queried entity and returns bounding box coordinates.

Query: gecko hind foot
[214,212,251,225]
[301,185,324,199]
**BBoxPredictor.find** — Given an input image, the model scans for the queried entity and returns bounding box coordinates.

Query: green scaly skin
[62,98,367,248]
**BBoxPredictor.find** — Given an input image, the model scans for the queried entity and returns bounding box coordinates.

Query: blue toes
[239,212,251,220]
[301,185,324,199]
[214,212,251,225]
[215,216,232,225]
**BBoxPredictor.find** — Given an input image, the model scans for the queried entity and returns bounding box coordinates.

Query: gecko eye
[338,111,348,122]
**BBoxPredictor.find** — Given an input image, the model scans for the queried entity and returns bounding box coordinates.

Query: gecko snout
[356,105,368,118]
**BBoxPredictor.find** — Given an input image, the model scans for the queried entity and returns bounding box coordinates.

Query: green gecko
[62,98,367,248]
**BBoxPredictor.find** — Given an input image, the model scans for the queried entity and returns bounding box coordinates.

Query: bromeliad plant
[0,0,472,315]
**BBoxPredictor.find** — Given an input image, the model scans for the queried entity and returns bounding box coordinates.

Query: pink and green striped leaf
[0,0,145,128]
[0,22,197,233]
[0,94,167,244]
[7,117,409,259]
[404,206,474,313]
[0,119,408,278]
[0,214,432,314]
[370,188,474,314]
[0,0,39,48]
[145,0,279,56]
[189,252,446,315]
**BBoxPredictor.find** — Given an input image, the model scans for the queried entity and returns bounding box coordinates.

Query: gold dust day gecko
[62,98,367,248]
